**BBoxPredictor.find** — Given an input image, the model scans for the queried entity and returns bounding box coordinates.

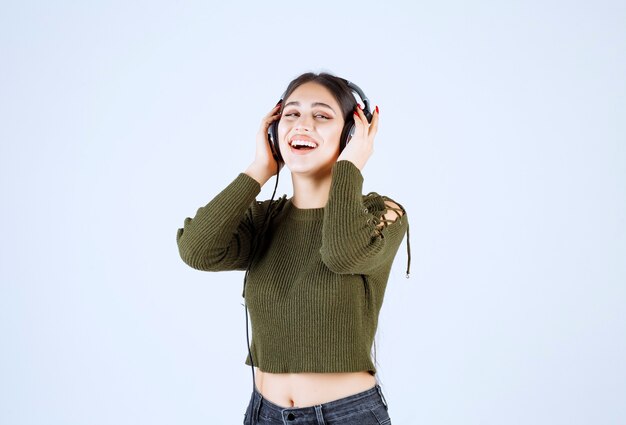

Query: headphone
[267,79,373,163]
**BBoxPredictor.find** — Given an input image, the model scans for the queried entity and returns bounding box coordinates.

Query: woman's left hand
[337,104,379,171]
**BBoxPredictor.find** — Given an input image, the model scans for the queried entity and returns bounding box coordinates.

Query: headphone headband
[343,79,373,121]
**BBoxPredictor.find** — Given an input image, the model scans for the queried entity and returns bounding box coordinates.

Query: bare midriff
[254,368,377,408]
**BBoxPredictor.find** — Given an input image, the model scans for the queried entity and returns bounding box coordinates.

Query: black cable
[242,161,280,393]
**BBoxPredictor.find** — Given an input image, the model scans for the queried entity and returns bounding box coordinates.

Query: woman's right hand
[245,103,283,186]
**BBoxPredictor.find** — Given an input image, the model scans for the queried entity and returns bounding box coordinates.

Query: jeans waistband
[248,383,388,424]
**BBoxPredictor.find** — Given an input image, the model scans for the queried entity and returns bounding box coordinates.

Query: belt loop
[376,385,389,410]
[314,404,325,424]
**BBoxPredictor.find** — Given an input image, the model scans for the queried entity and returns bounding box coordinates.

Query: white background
[1,1,624,424]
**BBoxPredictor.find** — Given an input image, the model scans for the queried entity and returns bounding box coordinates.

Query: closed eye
[284,113,330,120]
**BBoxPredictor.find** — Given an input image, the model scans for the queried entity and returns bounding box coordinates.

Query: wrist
[336,155,365,171]
[244,163,272,186]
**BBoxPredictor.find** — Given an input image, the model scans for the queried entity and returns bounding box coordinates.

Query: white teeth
[290,139,317,148]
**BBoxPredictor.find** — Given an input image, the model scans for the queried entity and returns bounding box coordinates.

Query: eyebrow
[283,101,336,114]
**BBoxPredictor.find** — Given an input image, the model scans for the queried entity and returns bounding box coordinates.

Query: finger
[355,105,370,136]
[261,113,281,130]
[353,104,366,124]
[267,114,281,125]
[355,103,365,118]
[368,105,379,137]
[263,105,282,122]
[353,108,365,135]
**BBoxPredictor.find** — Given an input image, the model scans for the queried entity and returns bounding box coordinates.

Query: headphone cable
[242,161,281,394]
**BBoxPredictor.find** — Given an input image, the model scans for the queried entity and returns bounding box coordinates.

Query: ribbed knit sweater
[176,160,409,375]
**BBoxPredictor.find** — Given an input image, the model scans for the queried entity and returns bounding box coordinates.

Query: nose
[293,114,314,132]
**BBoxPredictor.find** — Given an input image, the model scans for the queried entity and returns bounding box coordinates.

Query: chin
[285,159,336,177]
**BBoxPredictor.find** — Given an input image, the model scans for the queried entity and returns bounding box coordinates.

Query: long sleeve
[320,160,408,275]
[176,173,262,271]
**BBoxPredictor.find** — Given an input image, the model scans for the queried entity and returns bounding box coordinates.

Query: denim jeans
[243,383,392,425]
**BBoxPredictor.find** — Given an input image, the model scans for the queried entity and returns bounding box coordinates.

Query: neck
[290,170,333,209]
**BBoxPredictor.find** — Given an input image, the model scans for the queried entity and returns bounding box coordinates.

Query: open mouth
[289,139,318,152]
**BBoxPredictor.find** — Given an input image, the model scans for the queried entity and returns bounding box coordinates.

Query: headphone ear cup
[339,123,355,153]
[268,120,283,163]
[340,102,372,152]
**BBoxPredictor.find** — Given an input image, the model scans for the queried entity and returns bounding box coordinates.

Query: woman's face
[277,81,345,176]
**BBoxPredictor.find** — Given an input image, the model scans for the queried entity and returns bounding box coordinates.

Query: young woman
[177,72,410,425]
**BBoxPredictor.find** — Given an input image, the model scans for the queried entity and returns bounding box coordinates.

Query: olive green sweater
[176,160,409,375]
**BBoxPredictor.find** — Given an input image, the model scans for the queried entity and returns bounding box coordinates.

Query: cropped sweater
[176,160,410,375]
